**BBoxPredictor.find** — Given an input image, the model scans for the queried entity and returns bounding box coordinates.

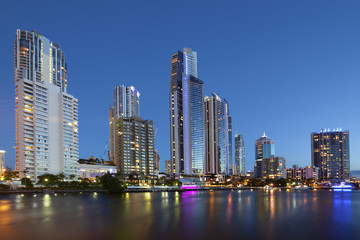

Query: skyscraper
[254,133,275,178]
[14,30,79,180]
[204,93,232,175]
[109,85,140,164]
[234,134,245,175]
[255,133,275,160]
[115,116,154,176]
[169,48,205,175]
[311,129,350,180]
[225,99,233,175]
[0,150,5,176]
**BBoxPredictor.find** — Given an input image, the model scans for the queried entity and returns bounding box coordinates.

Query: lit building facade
[169,48,205,175]
[14,30,79,181]
[234,134,245,175]
[115,116,154,176]
[78,164,117,180]
[165,159,172,175]
[260,156,286,179]
[0,150,5,176]
[287,165,320,181]
[154,149,160,172]
[109,85,140,164]
[254,133,275,178]
[204,93,232,175]
[311,129,350,180]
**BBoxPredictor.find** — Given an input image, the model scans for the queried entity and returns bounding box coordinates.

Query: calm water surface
[0,190,359,240]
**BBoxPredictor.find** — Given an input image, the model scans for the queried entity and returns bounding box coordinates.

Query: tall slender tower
[204,93,232,175]
[311,129,350,180]
[169,48,205,175]
[109,85,140,164]
[235,134,245,175]
[14,30,79,180]
[225,99,233,175]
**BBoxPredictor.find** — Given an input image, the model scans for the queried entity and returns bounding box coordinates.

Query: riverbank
[0,189,109,194]
[1,186,356,194]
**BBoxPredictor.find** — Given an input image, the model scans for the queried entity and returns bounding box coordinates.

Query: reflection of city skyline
[0,191,359,239]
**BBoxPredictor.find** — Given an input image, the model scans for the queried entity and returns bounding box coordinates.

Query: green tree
[21,177,34,189]
[37,174,60,185]
[98,172,126,193]
[3,170,17,181]
[274,178,287,187]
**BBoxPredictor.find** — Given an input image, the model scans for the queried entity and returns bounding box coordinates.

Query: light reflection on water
[0,191,359,240]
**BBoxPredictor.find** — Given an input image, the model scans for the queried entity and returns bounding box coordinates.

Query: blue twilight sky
[1,0,360,171]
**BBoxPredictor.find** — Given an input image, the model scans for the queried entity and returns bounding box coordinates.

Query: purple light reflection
[181,185,199,190]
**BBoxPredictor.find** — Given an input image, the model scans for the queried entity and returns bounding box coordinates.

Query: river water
[0,190,359,240]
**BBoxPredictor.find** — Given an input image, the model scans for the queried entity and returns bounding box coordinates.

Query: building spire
[262,132,267,138]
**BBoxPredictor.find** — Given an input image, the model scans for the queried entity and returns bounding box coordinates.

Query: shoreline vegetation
[1,171,358,195]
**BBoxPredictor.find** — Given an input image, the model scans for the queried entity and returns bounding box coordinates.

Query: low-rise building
[255,156,286,179]
[78,164,117,180]
[287,165,320,181]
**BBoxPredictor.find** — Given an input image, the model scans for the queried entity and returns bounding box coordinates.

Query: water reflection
[0,191,359,239]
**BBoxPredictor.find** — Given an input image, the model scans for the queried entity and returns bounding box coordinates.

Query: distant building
[0,150,5,176]
[78,156,115,166]
[311,129,350,180]
[287,165,320,181]
[154,149,160,172]
[78,164,117,180]
[165,160,172,175]
[255,133,275,159]
[169,48,205,175]
[287,166,305,181]
[260,156,286,179]
[109,85,140,165]
[204,93,232,175]
[305,166,320,180]
[114,116,154,176]
[234,134,245,175]
[254,133,276,178]
[14,30,79,181]
[226,105,233,175]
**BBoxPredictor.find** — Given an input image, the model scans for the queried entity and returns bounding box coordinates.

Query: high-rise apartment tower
[114,116,154,176]
[109,85,140,164]
[204,93,232,175]
[234,134,245,175]
[311,129,350,180]
[14,30,78,180]
[169,48,205,175]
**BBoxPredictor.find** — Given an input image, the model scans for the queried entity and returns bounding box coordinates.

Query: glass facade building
[254,133,275,178]
[234,134,245,175]
[311,129,350,180]
[204,93,232,175]
[169,48,205,175]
